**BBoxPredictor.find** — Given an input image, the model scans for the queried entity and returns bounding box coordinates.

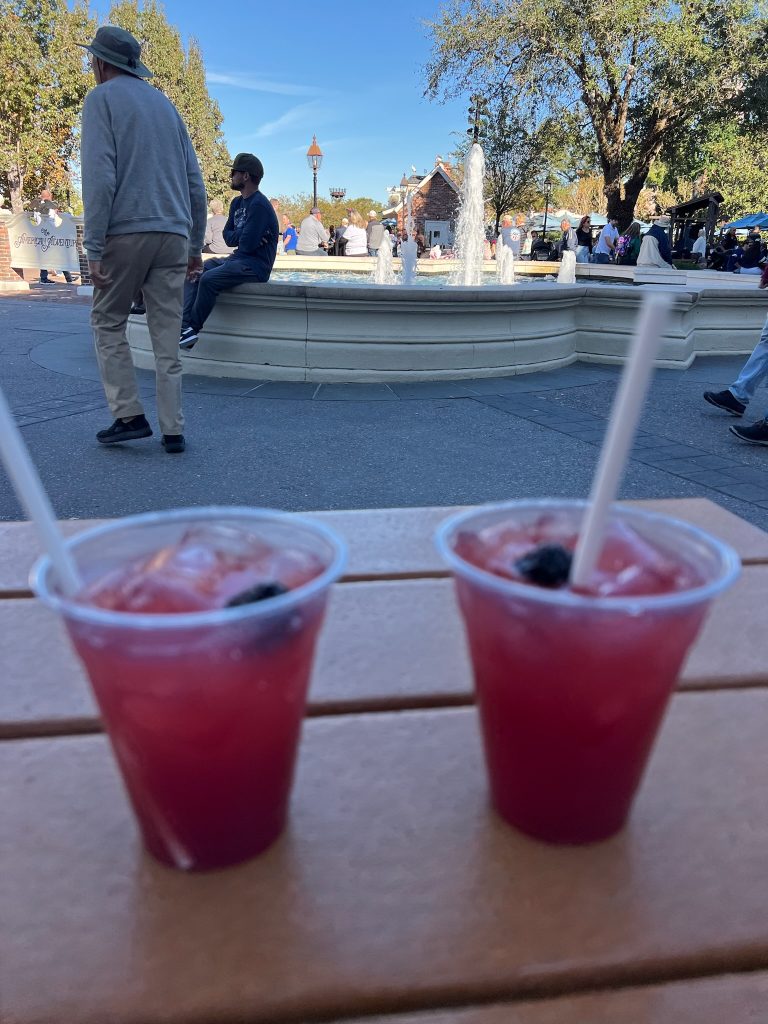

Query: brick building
[383,160,461,247]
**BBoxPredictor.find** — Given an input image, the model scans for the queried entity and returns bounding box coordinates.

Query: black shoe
[704,389,746,417]
[161,434,186,453]
[129,303,146,315]
[179,327,199,350]
[96,415,153,444]
[729,418,768,446]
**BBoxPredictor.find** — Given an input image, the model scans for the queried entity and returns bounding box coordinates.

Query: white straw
[570,290,676,588]
[0,384,82,595]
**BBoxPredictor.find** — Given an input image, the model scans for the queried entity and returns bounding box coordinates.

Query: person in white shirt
[691,229,707,264]
[592,217,619,263]
[343,210,368,256]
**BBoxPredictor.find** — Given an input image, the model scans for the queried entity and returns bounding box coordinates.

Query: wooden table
[2,499,767,1024]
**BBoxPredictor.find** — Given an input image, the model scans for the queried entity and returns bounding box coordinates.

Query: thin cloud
[244,102,324,139]
[207,71,331,99]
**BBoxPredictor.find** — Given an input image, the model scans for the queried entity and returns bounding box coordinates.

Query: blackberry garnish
[514,544,572,588]
[226,581,289,607]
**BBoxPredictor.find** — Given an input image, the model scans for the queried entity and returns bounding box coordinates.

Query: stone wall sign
[5,212,80,272]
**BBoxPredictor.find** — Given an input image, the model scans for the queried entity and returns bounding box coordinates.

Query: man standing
[296,207,329,256]
[559,219,578,258]
[499,214,523,257]
[80,26,207,454]
[179,153,279,351]
[203,200,234,254]
[592,216,619,264]
[366,210,385,256]
[282,214,298,253]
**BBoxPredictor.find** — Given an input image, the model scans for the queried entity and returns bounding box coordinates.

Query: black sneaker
[179,327,199,350]
[161,434,186,453]
[729,418,768,446]
[703,389,746,417]
[129,303,146,315]
[96,415,153,444]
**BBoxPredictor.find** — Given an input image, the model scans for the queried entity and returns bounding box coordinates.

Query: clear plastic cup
[435,500,740,844]
[33,507,346,871]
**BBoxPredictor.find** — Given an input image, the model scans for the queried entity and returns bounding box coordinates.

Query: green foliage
[0,0,95,210]
[108,0,231,200]
[426,0,768,224]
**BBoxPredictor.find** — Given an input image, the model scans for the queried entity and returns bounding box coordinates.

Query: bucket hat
[79,26,152,79]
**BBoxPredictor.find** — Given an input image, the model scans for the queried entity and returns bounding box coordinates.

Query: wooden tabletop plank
[2,691,767,1024]
[1,499,767,596]
[339,971,768,1023]
[3,567,767,738]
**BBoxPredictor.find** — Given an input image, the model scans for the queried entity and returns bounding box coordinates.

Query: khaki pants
[91,233,187,436]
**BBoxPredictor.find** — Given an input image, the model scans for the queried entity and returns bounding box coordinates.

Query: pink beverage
[436,501,739,844]
[33,509,346,871]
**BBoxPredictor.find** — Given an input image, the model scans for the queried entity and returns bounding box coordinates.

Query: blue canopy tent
[723,213,768,229]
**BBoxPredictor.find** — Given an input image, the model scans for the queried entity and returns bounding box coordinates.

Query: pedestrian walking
[80,25,207,454]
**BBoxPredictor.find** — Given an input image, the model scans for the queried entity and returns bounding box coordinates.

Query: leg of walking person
[91,234,152,437]
[141,233,187,446]
[730,314,768,403]
[704,314,768,417]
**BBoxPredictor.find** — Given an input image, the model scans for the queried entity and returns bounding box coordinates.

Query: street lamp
[399,173,409,235]
[541,175,554,239]
[329,187,346,201]
[306,135,323,208]
[467,94,487,144]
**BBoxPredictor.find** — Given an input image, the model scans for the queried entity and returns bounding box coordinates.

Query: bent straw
[570,290,676,589]
[0,384,82,595]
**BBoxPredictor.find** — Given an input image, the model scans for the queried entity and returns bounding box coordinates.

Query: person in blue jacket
[180,153,278,350]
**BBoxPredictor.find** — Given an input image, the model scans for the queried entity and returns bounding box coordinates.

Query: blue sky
[95,0,470,203]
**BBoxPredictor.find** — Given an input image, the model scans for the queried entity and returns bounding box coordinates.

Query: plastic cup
[33,507,346,871]
[435,500,740,844]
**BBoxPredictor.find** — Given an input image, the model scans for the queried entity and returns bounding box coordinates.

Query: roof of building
[382,162,460,216]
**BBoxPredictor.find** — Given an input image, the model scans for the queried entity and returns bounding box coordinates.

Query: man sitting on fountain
[179,153,279,351]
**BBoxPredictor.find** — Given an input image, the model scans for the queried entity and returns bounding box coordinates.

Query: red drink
[437,501,739,844]
[33,509,346,870]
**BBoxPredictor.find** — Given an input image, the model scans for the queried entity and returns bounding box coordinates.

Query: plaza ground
[0,286,766,530]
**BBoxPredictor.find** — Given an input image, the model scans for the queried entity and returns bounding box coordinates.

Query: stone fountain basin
[126,279,766,383]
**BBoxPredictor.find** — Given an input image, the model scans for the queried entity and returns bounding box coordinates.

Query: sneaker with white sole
[179,326,199,350]
[729,418,768,446]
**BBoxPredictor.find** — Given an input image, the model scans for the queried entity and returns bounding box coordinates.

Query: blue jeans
[575,246,590,264]
[591,252,612,264]
[731,314,768,413]
[183,257,265,332]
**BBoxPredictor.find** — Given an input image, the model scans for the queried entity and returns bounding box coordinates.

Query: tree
[478,106,554,232]
[108,0,231,200]
[425,0,768,226]
[0,0,95,211]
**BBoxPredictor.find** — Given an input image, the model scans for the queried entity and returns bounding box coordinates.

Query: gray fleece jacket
[80,74,207,260]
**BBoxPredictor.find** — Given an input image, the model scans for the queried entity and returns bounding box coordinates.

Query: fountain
[400,194,418,286]
[126,138,765,382]
[557,250,576,284]
[496,240,516,285]
[449,143,486,287]
[372,230,396,284]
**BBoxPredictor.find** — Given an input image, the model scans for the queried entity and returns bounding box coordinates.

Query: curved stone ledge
[127,281,767,383]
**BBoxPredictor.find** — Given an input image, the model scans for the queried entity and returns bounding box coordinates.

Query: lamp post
[541,175,553,239]
[399,173,409,236]
[306,135,323,208]
[466,94,487,144]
